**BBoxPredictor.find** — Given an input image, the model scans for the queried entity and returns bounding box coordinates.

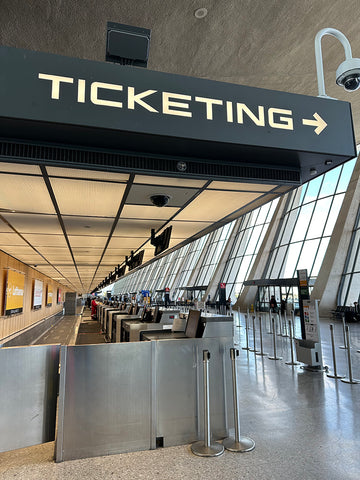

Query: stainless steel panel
[159,310,180,323]
[56,342,152,462]
[155,339,199,446]
[155,337,233,447]
[0,344,60,453]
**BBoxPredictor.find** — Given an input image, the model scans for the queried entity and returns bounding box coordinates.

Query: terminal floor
[33,314,79,345]
[33,308,106,346]
[1,314,359,480]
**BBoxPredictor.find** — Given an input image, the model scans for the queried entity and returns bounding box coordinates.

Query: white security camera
[336,57,360,91]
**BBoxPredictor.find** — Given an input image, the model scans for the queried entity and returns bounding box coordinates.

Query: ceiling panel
[134,175,206,188]
[0,163,42,175]
[175,191,262,222]
[22,234,68,247]
[74,254,102,262]
[1,213,61,234]
[121,204,179,220]
[47,166,129,182]
[50,178,127,216]
[107,237,148,249]
[62,216,114,236]
[126,184,200,207]
[168,221,213,239]
[68,236,108,248]
[209,181,277,192]
[0,174,55,214]
[0,221,14,233]
[114,219,164,237]
[0,233,29,246]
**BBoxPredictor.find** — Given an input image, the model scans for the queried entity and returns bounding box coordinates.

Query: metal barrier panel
[155,338,233,447]
[56,342,152,462]
[0,344,60,453]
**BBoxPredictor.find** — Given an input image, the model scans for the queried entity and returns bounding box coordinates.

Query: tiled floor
[1,313,359,480]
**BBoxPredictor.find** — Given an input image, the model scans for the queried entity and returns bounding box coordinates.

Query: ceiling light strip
[40,165,84,291]
[89,173,135,289]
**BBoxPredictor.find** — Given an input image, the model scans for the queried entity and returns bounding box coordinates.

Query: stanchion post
[291,309,295,338]
[277,313,282,336]
[191,350,225,456]
[327,324,345,379]
[256,315,268,356]
[237,307,241,328]
[249,315,259,353]
[223,348,255,452]
[339,314,348,349]
[242,314,250,351]
[267,311,272,334]
[341,326,360,384]
[285,320,299,366]
[268,318,282,360]
[282,312,289,337]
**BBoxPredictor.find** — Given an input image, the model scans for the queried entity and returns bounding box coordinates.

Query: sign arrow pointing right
[302,112,327,135]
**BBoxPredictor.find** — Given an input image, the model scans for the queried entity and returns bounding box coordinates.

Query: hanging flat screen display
[33,279,43,310]
[4,269,25,316]
[46,285,53,306]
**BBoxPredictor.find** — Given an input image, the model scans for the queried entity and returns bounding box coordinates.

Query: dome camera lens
[343,75,360,91]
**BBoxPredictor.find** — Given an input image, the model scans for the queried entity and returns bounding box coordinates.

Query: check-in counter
[121,309,180,342]
[201,314,234,338]
[100,307,120,335]
[113,314,143,342]
[141,313,233,341]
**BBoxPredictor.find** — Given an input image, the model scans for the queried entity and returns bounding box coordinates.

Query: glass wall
[338,205,360,306]
[264,159,356,282]
[220,199,279,302]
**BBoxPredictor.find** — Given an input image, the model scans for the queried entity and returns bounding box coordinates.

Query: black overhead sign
[0,46,356,183]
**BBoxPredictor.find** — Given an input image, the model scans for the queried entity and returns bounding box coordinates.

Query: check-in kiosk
[122,308,180,342]
[141,311,232,341]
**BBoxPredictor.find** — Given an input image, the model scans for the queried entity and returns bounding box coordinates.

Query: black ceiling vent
[106,22,150,67]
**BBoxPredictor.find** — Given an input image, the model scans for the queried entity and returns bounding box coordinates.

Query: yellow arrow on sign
[302,112,327,135]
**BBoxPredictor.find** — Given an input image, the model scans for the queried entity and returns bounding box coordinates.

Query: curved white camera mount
[315,28,360,98]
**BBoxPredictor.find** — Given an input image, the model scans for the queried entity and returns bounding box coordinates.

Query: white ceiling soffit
[0,162,289,292]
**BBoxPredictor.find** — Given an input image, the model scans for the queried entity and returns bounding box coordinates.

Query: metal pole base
[341,378,360,384]
[339,346,348,349]
[327,373,345,379]
[191,441,224,457]
[301,365,327,373]
[242,346,250,351]
[249,348,260,353]
[285,360,300,365]
[256,351,268,356]
[223,436,255,452]
[268,356,282,360]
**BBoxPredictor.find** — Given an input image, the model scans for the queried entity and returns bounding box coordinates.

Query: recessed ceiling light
[194,7,208,19]
[84,225,91,228]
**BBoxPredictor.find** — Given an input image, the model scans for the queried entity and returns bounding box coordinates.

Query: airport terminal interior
[1,2,360,479]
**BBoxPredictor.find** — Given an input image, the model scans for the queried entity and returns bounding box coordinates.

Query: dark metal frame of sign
[0,46,356,184]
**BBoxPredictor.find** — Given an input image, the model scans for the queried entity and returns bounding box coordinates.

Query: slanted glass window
[265,158,356,282]
[219,199,279,302]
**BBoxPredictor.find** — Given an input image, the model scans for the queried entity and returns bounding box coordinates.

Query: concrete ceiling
[0,0,358,293]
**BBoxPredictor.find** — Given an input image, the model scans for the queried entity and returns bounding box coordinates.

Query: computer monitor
[184,309,202,338]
